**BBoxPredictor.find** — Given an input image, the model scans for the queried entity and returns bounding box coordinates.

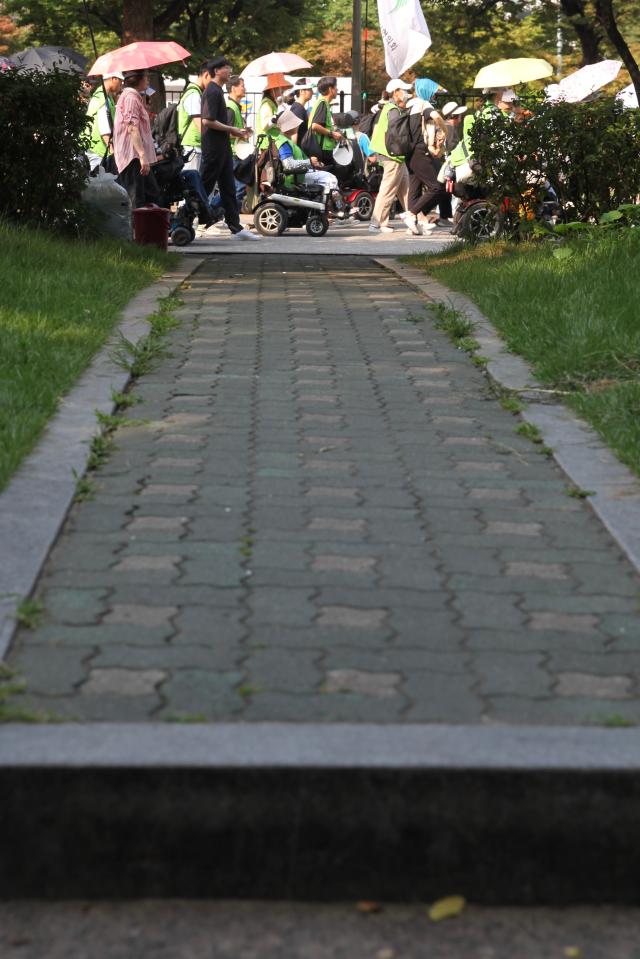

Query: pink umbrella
[88,41,190,76]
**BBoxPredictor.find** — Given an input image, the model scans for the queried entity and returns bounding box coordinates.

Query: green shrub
[470,97,640,223]
[0,68,90,232]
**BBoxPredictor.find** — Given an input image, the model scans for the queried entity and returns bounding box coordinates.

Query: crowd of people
[84,50,523,240]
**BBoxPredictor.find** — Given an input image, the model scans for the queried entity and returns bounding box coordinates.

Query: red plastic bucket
[132,203,171,250]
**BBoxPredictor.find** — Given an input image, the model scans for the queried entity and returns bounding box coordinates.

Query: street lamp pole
[352,0,362,112]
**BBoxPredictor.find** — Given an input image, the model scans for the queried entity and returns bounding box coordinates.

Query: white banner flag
[377,0,432,78]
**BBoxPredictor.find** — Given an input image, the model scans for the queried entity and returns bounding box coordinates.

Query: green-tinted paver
[6,255,640,723]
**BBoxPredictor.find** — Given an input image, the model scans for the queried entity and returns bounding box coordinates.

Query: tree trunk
[122,0,154,43]
[560,0,604,65]
[595,0,640,104]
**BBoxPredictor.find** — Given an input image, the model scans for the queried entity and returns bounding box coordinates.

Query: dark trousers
[117,158,160,210]
[407,148,446,217]
[200,144,241,233]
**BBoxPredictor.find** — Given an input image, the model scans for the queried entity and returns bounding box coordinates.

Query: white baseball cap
[102,71,124,81]
[500,87,519,103]
[386,78,413,94]
[291,77,315,92]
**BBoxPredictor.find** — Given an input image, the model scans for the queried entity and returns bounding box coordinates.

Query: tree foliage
[0,67,89,230]
[3,0,306,66]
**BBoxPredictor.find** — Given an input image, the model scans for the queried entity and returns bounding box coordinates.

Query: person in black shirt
[289,78,314,143]
[200,55,259,240]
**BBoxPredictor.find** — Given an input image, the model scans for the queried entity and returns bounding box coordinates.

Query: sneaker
[419,220,437,234]
[379,225,394,234]
[231,229,262,241]
[368,224,380,233]
[404,215,420,236]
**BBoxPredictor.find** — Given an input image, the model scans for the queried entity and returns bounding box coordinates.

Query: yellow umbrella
[474,58,553,89]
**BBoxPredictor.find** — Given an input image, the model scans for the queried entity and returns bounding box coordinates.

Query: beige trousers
[371,156,409,228]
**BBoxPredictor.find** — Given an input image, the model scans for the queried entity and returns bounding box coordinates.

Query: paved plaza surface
[7,254,640,723]
[177,216,454,256]
[2,900,639,959]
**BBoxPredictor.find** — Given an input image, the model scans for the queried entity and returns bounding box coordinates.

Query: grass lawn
[406,230,640,476]
[0,222,170,491]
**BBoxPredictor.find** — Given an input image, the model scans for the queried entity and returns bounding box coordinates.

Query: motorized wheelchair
[250,134,337,237]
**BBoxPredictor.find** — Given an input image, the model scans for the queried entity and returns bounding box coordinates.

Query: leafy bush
[0,68,90,232]
[470,97,640,223]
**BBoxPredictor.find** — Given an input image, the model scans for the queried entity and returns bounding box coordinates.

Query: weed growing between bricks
[70,290,184,506]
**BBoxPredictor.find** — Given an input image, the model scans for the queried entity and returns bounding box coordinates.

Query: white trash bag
[82,168,132,240]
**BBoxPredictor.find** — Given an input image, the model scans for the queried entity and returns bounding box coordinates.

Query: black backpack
[153,103,181,156]
[358,111,380,138]
[385,108,413,157]
[153,85,197,156]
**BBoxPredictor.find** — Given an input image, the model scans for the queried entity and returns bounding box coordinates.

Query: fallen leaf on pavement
[357,900,382,914]
[563,948,581,958]
[428,895,466,922]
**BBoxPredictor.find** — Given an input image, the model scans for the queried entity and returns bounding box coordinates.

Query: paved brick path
[8,255,640,723]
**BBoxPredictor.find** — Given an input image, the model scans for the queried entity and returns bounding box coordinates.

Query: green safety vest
[86,88,115,156]
[450,103,494,168]
[257,96,278,135]
[308,97,335,151]
[369,102,404,162]
[270,130,308,188]
[177,81,202,148]
[226,96,244,156]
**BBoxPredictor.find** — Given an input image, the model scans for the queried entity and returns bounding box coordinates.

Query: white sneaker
[368,224,380,233]
[231,229,262,241]
[379,225,394,234]
[404,216,420,236]
[419,220,437,234]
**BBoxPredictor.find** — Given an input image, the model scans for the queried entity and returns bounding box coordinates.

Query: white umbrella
[241,51,311,78]
[546,59,622,103]
[617,82,639,109]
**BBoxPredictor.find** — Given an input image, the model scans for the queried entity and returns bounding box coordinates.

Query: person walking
[177,62,212,172]
[113,69,161,209]
[404,98,449,234]
[289,77,314,142]
[85,71,123,173]
[308,76,344,166]
[223,74,250,208]
[256,73,292,136]
[200,55,260,241]
[368,79,413,234]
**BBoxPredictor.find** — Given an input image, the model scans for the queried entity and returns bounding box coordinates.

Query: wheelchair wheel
[254,202,288,236]
[456,201,504,242]
[306,215,329,237]
[171,226,192,246]
[353,191,374,221]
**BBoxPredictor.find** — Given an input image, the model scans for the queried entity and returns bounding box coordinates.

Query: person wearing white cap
[290,77,314,142]
[85,71,123,172]
[272,107,339,198]
[368,79,413,233]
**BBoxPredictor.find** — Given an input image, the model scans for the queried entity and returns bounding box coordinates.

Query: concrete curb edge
[0,256,205,660]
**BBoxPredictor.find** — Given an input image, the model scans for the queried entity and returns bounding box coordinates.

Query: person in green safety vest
[85,71,123,173]
[449,87,518,176]
[256,72,293,136]
[178,62,213,172]
[368,78,413,233]
[269,106,339,198]
[308,75,345,166]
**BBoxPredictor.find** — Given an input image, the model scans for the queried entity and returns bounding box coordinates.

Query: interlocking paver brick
[7,255,640,723]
